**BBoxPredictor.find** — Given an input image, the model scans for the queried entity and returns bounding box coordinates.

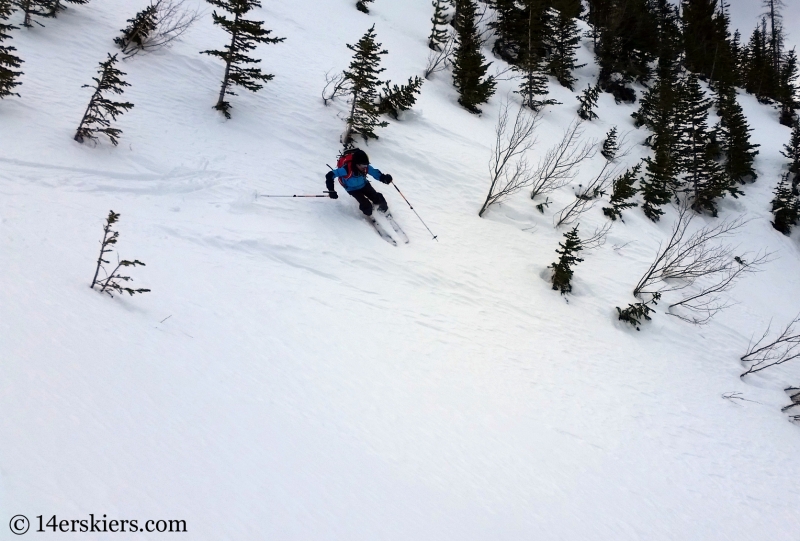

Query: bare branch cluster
[581,222,612,251]
[478,99,540,217]
[554,160,619,227]
[322,70,350,106]
[529,120,596,201]
[633,205,771,324]
[741,315,800,377]
[119,0,200,58]
[424,32,455,80]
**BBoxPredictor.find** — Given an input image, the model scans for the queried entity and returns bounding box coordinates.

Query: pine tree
[114,4,158,56]
[576,82,600,120]
[771,172,798,234]
[675,73,737,216]
[716,85,759,184]
[777,47,798,125]
[742,19,778,102]
[428,0,449,51]
[601,126,618,160]
[681,0,735,85]
[0,0,23,98]
[74,53,133,146]
[549,225,584,294]
[489,0,526,63]
[763,0,784,73]
[603,163,641,220]
[48,0,88,18]
[201,0,285,119]
[376,76,423,119]
[513,0,555,111]
[640,149,676,221]
[90,210,150,298]
[451,0,495,113]
[355,0,373,14]
[543,3,582,90]
[342,24,388,144]
[19,0,51,27]
[782,119,800,182]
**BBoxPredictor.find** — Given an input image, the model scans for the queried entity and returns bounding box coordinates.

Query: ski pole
[256,191,335,198]
[391,182,438,241]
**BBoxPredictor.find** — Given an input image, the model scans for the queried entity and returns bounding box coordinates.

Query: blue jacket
[332,164,383,192]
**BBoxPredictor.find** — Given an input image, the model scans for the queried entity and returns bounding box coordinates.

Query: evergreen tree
[603,163,641,220]
[601,126,618,160]
[742,18,778,102]
[675,73,738,216]
[762,0,784,73]
[342,24,388,144]
[428,0,449,51]
[681,0,736,85]
[377,76,423,119]
[576,82,600,120]
[19,0,51,27]
[488,0,526,63]
[0,0,23,98]
[90,210,150,298]
[355,0,373,14]
[782,120,800,182]
[716,85,759,184]
[48,0,88,18]
[771,172,798,234]
[640,149,676,221]
[543,3,582,90]
[777,47,798,125]
[74,53,134,146]
[114,4,158,55]
[512,0,556,111]
[201,0,284,119]
[549,225,584,294]
[451,0,495,113]
[595,0,659,101]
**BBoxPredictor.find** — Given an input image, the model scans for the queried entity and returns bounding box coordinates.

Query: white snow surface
[2,1,800,539]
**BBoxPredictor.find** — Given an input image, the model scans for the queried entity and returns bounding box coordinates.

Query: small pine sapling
[771,172,799,234]
[549,225,584,294]
[48,0,89,18]
[376,76,423,119]
[602,163,641,221]
[201,0,285,119]
[0,0,23,98]
[428,0,449,51]
[576,83,600,120]
[342,24,388,144]
[616,293,661,331]
[90,210,150,298]
[355,0,373,14]
[114,4,158,55]
[600,126,618,160]
[74,53,134,146]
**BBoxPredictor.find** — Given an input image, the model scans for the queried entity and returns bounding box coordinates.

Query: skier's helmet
[352,149,369,167]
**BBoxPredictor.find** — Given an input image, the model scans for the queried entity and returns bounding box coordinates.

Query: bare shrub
[424,32,455,79]
[116,0,200,58]
[529,120,596,201]
[322,70,350,106]
[478,99,540,217]
[741,315,800,377]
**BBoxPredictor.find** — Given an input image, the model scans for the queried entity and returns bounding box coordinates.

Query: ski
[382,212,409,244]
[367,216,397,246]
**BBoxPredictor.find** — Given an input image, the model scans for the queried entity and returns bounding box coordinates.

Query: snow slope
[2,0,800,539]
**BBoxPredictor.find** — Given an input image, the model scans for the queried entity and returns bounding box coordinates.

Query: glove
[379,173,393,184]
[325,171,335,182]
[329,191,339,199]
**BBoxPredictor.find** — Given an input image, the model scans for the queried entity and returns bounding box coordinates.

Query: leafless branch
[722,392,761,405]
[479,99,540,217]
[120,0,201,58]
[424,32,455,79]
[631,204,769,324]
[530,120,596,201]
[741,314,800,377]
[322,70,350,106]
[581,222,612,251]
[554,159,620,227]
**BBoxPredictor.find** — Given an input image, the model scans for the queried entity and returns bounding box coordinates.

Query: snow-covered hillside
[2,0,800,539]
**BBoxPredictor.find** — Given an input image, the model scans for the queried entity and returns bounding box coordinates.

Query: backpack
[336,149,359,182]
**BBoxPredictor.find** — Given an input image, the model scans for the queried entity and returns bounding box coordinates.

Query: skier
[325,149,393,216]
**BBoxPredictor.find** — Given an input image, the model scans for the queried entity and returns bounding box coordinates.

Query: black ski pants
[348,181,388,216]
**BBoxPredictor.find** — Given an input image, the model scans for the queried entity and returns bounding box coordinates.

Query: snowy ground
[2,0,800,539]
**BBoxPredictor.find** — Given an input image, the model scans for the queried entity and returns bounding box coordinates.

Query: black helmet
[351,148,369,166]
